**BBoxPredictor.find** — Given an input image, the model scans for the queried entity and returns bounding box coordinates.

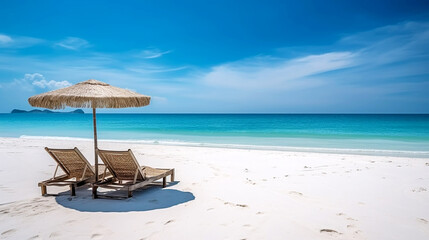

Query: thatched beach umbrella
[28,79,151,181]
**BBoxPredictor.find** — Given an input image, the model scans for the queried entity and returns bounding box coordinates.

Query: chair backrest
[45,147,95,180]
[97,149,145,181]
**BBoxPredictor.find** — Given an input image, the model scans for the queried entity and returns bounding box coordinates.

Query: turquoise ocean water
[0,114,428,157]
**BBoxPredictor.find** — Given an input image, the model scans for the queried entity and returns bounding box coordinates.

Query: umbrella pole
[93,108,99,182]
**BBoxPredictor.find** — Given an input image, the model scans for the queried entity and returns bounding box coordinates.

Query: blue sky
[0,0,428,113]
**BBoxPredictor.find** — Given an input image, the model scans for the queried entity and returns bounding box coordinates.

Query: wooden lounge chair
[93,149,175,199]
[39,147,110,196]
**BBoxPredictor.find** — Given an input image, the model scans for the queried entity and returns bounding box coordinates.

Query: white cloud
[14,73,72,90]
[341,21,429,66]
[23,73,44,82]
[152,96,167,102]
[55,37,90,50]
[128,65,188,73]
[0,34,13,44]
[140,48,171,59]
[0,34,43,48]
[32,79,71,89]
[203,52,355,90]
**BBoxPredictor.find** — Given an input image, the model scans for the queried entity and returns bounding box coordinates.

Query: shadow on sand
[55,182,195,212]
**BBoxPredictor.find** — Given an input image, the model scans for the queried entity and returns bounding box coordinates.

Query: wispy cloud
[342,21,429,66]
[139,48,171,59]
[0,34,13,44]
[128,65,188,74]
[203,52,355,90]
[151,96,168,102]
[55,37,90,50]
[0,33,44,48]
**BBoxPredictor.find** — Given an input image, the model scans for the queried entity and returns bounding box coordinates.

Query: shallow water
[1,114,428,156]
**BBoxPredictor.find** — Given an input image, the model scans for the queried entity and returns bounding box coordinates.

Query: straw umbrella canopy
[28,79,151,181]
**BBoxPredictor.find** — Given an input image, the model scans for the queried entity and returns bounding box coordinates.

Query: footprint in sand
[418,218,428,224]
[91,233,103,240]
[0,209,10,215]
[49,232,61,238]
[337,212,359,222]
[336,212,362,235]
[164,219,175,225]
[224,201,248,208]
[1,229,17,237]
[145,221,154,225]
[289,191,303,197]
[412,187,427,192]
[246,178,256,185]
[27,235,41,240]
[320,229,341,235]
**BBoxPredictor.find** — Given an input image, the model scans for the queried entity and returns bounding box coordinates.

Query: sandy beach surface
[0,137,428,240]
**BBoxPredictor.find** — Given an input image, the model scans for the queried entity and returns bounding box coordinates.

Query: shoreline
[15,135,429,158]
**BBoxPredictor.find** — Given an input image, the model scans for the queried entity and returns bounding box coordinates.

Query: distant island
[11,109,85,114]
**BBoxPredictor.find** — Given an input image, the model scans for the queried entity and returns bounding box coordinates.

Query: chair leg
[171,170,175,182]
[92,186,98,199]
[70,184,76,196]
[127,190,133,198]
[163,177,166,188]
[41,185,47,196]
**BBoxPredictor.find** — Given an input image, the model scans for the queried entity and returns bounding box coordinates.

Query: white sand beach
[0,137,428,240]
